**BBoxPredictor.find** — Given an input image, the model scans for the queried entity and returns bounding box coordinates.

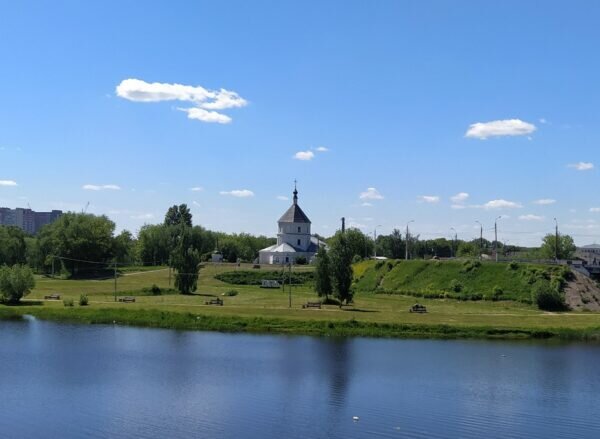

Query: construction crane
[83,202,90,213]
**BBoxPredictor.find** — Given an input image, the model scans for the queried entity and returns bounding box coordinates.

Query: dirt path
[565,271,600,311]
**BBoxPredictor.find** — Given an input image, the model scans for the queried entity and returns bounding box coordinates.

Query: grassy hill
[353,259,571,303]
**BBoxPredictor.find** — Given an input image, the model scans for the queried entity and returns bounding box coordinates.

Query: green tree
[0,226,28,266]
[37,213,116,276]
[113,230,136,264]
[0,264,35,304]
[342,228,373,260]
[172,227,201,294]
[328,232,354,306]
[164,204,193,227]
[314,246,332,301]
[137,224,172,265]
[540,233,576,260]
[379,229,404,259]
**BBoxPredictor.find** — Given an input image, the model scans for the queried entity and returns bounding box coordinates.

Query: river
[1,317,599,438]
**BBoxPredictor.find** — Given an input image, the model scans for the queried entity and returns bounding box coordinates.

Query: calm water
[1,318,600,438]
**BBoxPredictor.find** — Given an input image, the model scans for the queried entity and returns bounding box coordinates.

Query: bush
[0,264,35,304]
[375,261,385,270]
[508,261,519,270]
[492,285,504,301]
[295,256,308,265]
[223,290,239,297]
[449,279,463,293]
[79,294,89,306]
[150,284,162,295]
[533,283,567,311]
[351,255,363,264]
[461,260,481,273]
[63,298,74,307]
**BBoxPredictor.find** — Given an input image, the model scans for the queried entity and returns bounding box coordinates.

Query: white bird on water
[353,416,360,422]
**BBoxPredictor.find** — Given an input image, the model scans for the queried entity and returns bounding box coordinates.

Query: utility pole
[450,228,457,258]
[554,218,559,261]
[373,225,382,258]
[114,261,117,302]
[405,220,414,260]
[168,256,172,287]
[341,217,346,234]
[51,256,55,278]
[476,221,483,260]
[288,263,292,308]
[494,216,501,262]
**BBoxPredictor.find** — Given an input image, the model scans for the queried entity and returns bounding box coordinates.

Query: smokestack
[341,217,345,233]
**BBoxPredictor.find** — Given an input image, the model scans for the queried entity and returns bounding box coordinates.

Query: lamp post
[450,227,457,258]
[494,216,502,262]
[554,218,559,261]
[405,220,414,260]
[374,224,382,258]
[475,221,483,260]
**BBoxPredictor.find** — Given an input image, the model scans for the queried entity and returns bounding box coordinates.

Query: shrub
[295,256,308,265]
[449,279,463,293]
[375,261,385,270]
[150,284,162,295]
[0,264,35,304]
[79,294,89,306]
[63,298,74,307]
[508,261,519,270]
[533,283,567,311]
[492,286,503,301]
[223,290,239,297]
[461,260,481,273]
[387,261,394,271]
[352,255,363,264]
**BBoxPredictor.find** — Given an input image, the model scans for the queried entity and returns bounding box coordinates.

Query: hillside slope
[353,259,570,303]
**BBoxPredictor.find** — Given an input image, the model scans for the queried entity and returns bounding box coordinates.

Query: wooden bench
[205,298,224,306]
[302,301,322,309]
[409,304,427,313]
[44,294,61,300]
[118,296,136,303]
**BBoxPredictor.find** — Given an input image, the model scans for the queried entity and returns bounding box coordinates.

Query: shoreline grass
[3,306,600,341]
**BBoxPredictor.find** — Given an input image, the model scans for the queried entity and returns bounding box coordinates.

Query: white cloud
[590,207,600,213]
[465,119,537,139]
[293,150,315,161]
[539,118,548,124]
[568,162,594,171]
[418,195,440,204]
[83,184,121,191]
[190,187,204,192]
[361,202,373,207]
[220,189,254,198]
[519,214,545,221]
[276,195,289,201]
[178,107,231,124]
[359,187,384,200]
[130,213,154,220]
[482,199,522,210]
[451,204,467,210]
[451,192,469,203]
[533,198,556,205]
[315,146,329,152]
[116,78,247,124]
[0,180,17,187]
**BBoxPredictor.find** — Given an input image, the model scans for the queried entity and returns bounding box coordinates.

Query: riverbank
[3,306,600,341]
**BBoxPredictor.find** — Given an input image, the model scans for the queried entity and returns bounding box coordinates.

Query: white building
[259,185,325,265]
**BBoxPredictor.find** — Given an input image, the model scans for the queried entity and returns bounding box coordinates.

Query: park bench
[409,304,427,313]
[44,294,61,300]
[302,301,322,309]
[118,296,136,303]
[205,298,224,306]
[261,280,280,289]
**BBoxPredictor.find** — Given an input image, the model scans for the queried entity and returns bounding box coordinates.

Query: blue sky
[1,1,599,246]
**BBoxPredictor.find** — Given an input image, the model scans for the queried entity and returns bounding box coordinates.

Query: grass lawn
[3,262,600,340]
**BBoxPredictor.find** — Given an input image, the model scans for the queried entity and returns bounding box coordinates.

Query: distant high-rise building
[0,207,62,235]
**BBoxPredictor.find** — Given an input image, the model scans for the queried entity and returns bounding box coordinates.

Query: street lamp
[374,224,383,258]
[554,218,559,261]
[475,221,483,260]
[405,220,414,260]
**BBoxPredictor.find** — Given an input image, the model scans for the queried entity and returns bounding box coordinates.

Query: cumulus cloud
[276,195,289,201]
[293,150,315,161]
[465,119,537,139]
[451,204,467,210]
[519,214,545,221]
[220,189,254,198]
[418,195,440,204]
[315,146,329,152]
[568,162,594,171]
[83,184,121,191]
[451,192,469,203]
[359,188,384,200]
[0,180,17,187]
[533,198,556,205]
[116,78,247,124]
[190,187,204,192]
[482,199,522,209]
[361,202,373,207]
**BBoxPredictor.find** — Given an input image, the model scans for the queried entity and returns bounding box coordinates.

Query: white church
[259,185,325,265]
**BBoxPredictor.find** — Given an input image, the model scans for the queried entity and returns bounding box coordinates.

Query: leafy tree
[113,230,136,264]
[37,213,115,276]
[457,241,478,257]
[540,233,576,260]
[0,264,35,304]
[164,204,193,227]
[0,226,27,266]
[379,229,404,259]
[328,232,354,306]
[314,247,332,300]
[137,224,173,265]
[172,227,201,294]
[342,228,373,260]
